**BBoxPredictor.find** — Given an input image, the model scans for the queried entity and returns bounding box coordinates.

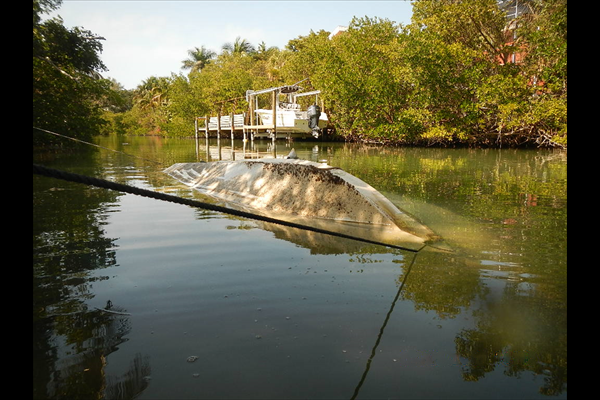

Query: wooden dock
[195,113,277,141]
[196,83,327,141]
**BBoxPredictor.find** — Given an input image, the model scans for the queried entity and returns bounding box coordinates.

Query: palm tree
[181,46,216,74]
[255,41,279,60]
[221,37,256,55]
[134,76,170,110]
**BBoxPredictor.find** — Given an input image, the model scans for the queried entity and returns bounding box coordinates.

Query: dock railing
[196,112,275,141]
[196,113,246,140]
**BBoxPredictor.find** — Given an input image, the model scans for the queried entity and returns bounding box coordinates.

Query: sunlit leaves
[33,0,111,144]
[96,0,566,147]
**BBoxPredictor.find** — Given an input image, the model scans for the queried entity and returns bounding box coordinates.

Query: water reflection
[34,137,566,398]
[454,288,567,396]
[238,219,399,256]
[257,208,566,396]
[403,249,566,396]
[196,136,291,161]
[33,151,151,399]
[220,144,567,397]
[34,304,150,399]
[351,250,419,399]
[208,210,566,397]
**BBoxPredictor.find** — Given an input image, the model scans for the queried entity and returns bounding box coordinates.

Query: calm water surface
[33,136,567,399]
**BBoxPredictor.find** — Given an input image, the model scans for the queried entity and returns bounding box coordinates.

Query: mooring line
[33,163,425,253]
[33,126,164,166]
[350,250,420,399]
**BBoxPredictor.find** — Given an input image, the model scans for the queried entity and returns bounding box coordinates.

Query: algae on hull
[164,159,439,250]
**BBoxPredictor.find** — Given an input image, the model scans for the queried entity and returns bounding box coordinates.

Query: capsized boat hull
[164,159,439,251]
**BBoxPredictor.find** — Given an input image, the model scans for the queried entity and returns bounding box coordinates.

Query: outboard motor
[307,104,322,138]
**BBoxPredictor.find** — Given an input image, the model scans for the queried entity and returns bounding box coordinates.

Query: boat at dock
[245,85,329,140]
[253,103,329,139]
[164,158,441,251]
[198,84,331,141]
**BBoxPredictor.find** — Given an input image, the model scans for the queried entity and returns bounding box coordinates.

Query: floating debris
[94,307,131,316]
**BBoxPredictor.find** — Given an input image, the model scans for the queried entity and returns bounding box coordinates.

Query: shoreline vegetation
[33,0,566,149]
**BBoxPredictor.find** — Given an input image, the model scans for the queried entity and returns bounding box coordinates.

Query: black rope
[350,250,419,399]
[33,164,424,253]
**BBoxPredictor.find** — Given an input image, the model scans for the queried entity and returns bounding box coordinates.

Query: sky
[47,0,414,89]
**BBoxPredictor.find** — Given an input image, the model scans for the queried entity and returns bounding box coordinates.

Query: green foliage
[411,0,513,64]
[221,36,256,56]
[294,2,567,147]
[114,39,291,137]
[181,46,216,74]
[37,0,566,147]
[517,0,567,95]
[33,0,113,146]
[321,18,416,139]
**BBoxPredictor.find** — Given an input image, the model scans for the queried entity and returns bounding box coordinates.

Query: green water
[33,136,566,399]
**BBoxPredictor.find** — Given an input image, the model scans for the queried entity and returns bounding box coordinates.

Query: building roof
[328,26,348,40]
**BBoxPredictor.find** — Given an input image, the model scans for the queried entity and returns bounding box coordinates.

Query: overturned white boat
[164,159,439,251]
